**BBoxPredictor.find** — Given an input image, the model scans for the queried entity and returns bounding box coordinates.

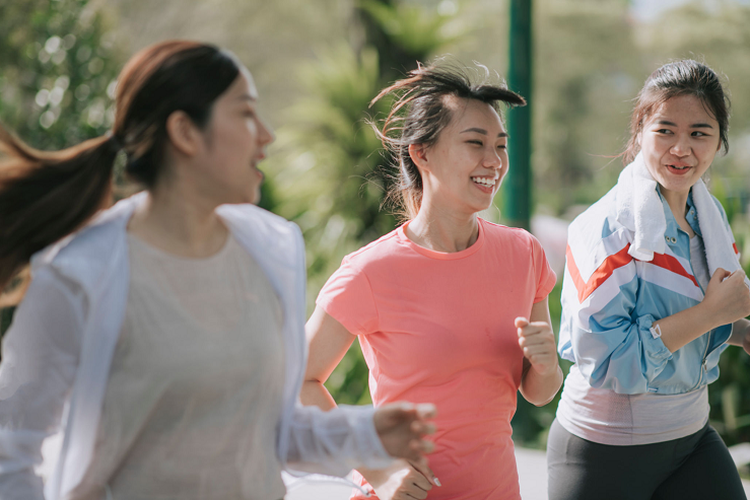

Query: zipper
[681,226,711,391]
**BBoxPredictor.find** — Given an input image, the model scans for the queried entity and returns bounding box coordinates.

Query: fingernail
[435,477,442,487]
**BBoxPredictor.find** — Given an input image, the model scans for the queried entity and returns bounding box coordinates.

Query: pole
[501,0,533,230]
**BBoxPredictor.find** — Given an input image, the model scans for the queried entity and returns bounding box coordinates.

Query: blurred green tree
[0,0,122,150]
[0,0,122,334]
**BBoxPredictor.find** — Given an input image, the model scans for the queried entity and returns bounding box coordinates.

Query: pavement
[284,447,750,500]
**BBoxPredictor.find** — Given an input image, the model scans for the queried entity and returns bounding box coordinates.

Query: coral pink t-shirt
[317,218,556,500]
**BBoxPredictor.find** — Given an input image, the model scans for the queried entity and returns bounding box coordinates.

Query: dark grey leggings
[547,419,747,500]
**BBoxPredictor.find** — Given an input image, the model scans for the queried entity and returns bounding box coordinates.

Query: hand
[373,402,437,468]
[702,268,750,326]
[516,317,559,377]
[367,460,440,500]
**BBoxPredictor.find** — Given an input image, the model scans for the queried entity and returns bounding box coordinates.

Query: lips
[471,176,497,187]
[666,163,693,175]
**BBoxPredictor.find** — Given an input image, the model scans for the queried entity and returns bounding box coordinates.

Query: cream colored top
[70,233,286,500]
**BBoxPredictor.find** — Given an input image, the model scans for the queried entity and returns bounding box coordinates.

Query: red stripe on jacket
[566,243,699,303]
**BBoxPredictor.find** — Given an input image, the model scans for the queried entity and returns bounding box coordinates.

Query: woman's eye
[692,131,707,137]
[467,140,483,146]
[497,144,507,150]
[656,129,672,134]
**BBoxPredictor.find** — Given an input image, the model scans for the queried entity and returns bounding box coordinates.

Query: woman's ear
[408,143,429,170]
[165,110,201,157]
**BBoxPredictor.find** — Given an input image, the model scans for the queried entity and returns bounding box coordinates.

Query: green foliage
[0,1,121,340]
[358,0,461,60]
[0,0,122,150]
[269,44,394,297]
[707,182,750,447]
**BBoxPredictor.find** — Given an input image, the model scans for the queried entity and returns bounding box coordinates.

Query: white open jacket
[0,193,390,500]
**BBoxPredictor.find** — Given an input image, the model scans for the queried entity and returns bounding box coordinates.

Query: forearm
[300,380,338,410]
[653,302,723,353]
[286,405,391,475]
[520,365,563,406]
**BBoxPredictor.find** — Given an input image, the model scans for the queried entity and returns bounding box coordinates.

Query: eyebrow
[460,127,508,138]
[656,120,714,129]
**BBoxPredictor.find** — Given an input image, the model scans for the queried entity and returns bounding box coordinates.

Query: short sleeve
[530,235,557,303]
[316,257,379,336]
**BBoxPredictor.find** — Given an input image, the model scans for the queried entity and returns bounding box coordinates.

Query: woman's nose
[484,149,503,169]
[670,134,691,157]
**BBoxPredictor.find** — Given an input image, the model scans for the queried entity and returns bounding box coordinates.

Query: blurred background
[2,0,750,475]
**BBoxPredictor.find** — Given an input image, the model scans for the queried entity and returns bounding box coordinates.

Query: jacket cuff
[341,405,394,470]
[637,315,672,362]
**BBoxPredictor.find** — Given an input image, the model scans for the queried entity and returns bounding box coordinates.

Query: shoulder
[568,188,628,249]
[566,188,635,277]
[708,193,730,224]
[217,203,301,239]
[338,227,402,270]
[31,193,140,292]
[479,218,542,249]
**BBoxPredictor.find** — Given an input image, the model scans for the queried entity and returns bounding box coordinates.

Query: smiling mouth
[667,164,691,170]
[471,176,496,187]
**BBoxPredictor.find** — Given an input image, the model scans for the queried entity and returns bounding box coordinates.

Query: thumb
[415,402,437,421]
[410,459,442,488]
[515,317,530,329]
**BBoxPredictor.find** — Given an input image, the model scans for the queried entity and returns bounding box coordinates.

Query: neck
[128,175,228,258]
[659,185,693,235]
[407,201,479,252]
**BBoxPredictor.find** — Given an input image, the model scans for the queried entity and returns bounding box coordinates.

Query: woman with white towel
[548,60,750,500]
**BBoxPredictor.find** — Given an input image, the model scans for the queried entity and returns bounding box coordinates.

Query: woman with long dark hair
[302,62,562,500]
[549,59,750,500]
[0,40,435,500]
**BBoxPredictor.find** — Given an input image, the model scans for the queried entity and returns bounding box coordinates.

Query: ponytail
[0,125,118,290]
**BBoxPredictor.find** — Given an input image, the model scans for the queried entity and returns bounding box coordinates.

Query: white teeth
[471,177,495,187]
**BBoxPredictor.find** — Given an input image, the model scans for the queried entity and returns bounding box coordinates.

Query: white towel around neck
[615,153,748,286]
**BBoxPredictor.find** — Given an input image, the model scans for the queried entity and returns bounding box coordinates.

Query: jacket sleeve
[0,267,82,499]
[558,228,673,394]
[284,404,393,477]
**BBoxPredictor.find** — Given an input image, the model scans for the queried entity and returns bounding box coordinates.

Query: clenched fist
[516,317,559,377]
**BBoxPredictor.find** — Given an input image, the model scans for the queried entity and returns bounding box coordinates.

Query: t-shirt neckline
[397,218,486,260]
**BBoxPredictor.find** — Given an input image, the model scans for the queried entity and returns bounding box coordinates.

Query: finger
[517,322,552,338]
[409,435,435,454]
[518,328,553,344]
[522,344,556,359]
[415,402,437,420]
[515,316,530,329]
[411,420,437,436]
[711,267,731,281]
[729,269,747,282]
[409,459,441,488]
[403,487,429,500]
[405,466,433,490]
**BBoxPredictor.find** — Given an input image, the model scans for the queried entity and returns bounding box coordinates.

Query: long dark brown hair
[370,61,526,220]
[0,40,241,291]
[624,59,730,165]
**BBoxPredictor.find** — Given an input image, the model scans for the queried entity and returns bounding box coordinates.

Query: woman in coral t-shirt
[302,62,562,500]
